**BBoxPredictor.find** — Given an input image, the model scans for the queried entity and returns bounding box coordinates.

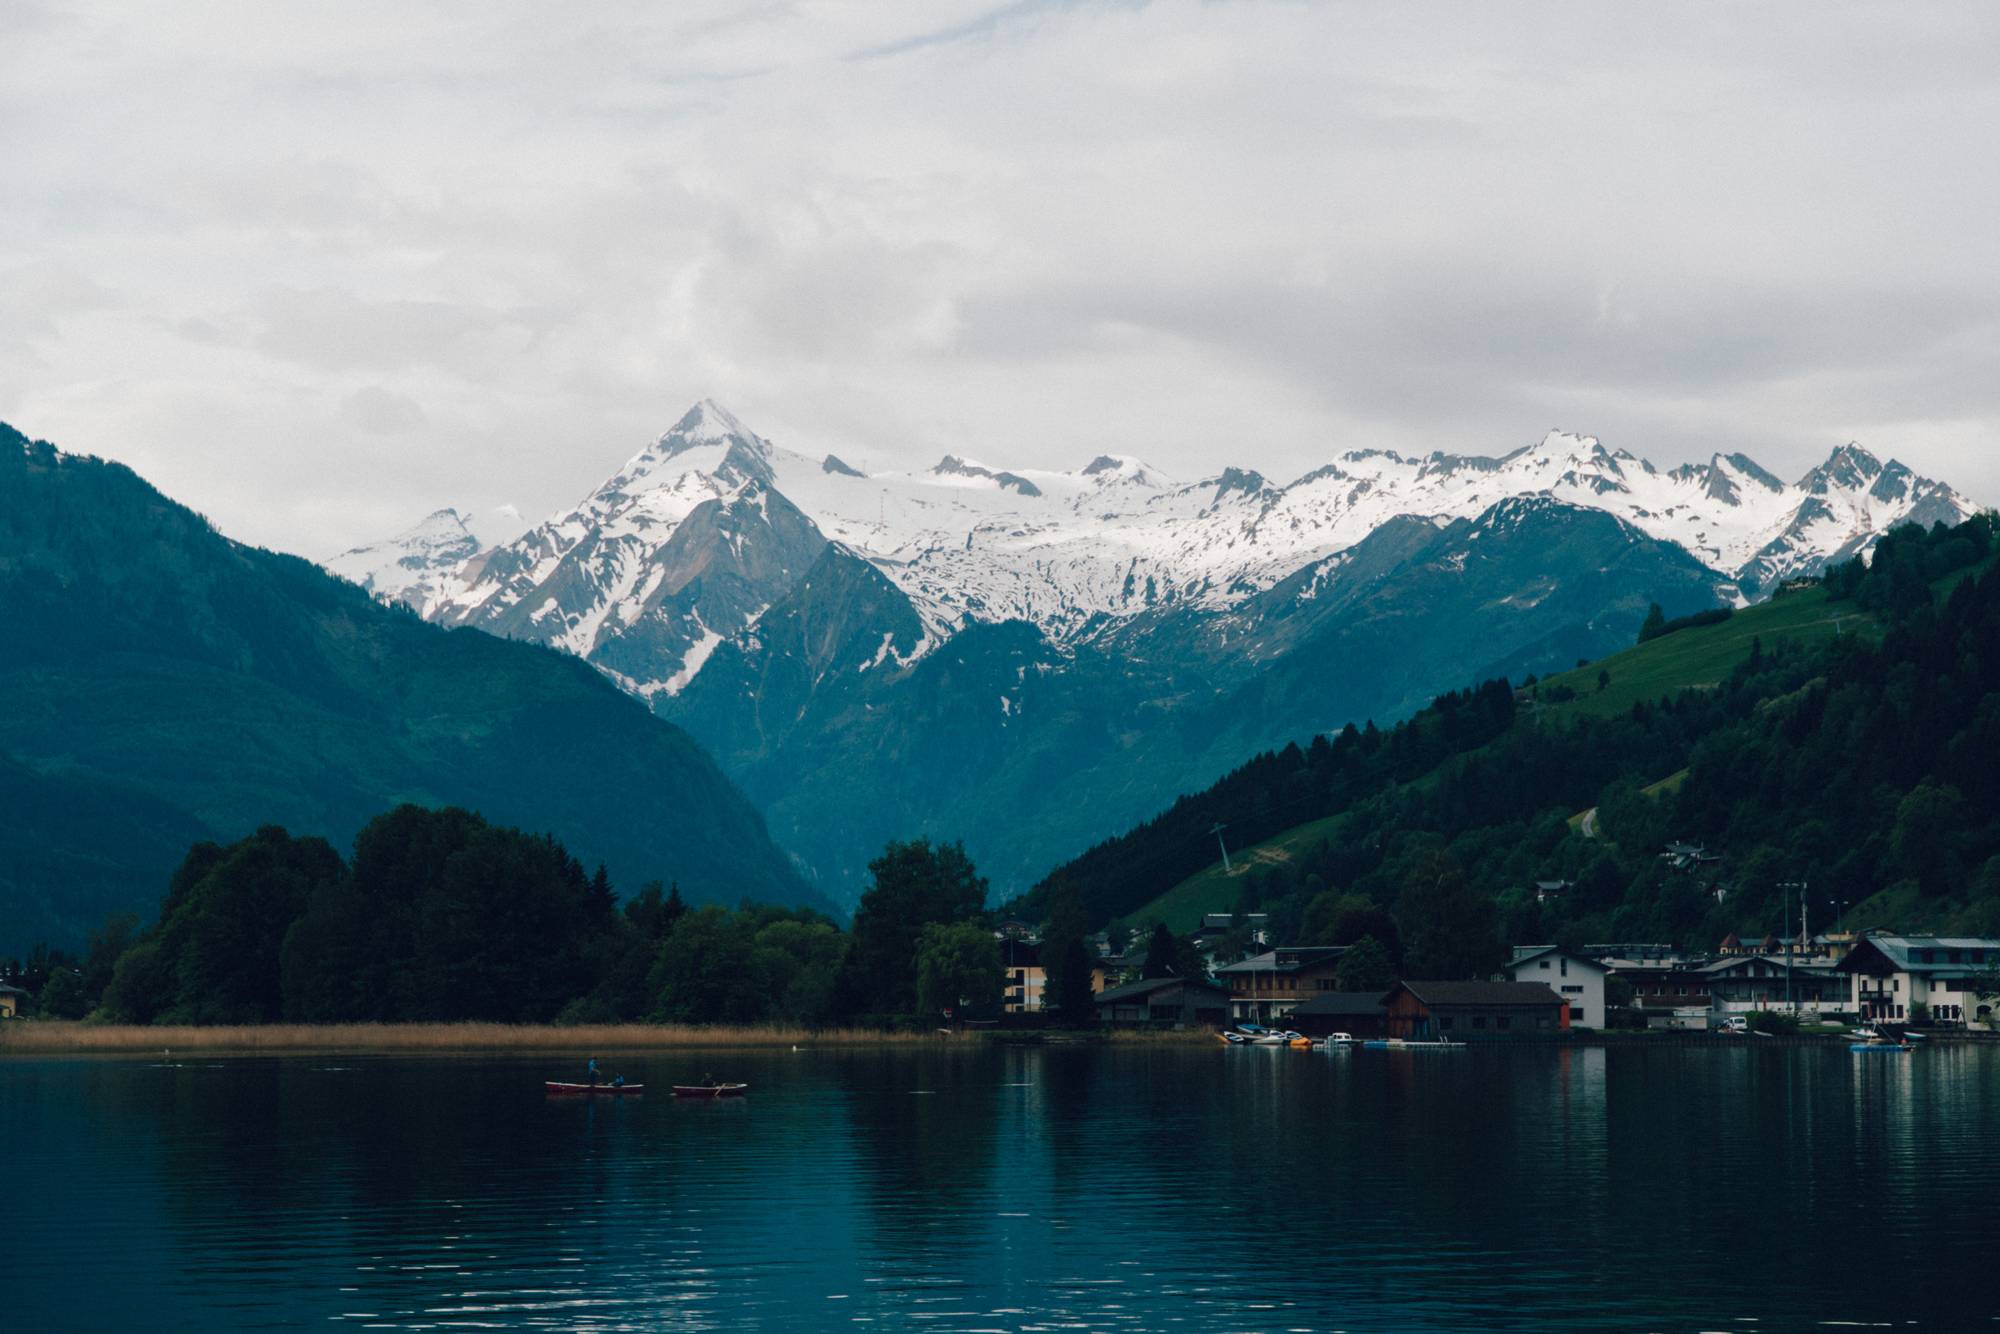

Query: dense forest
[1016,514,2000,970]
[8,808,1034,1028]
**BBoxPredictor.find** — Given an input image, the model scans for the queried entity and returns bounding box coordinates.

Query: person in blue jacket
[586,1057,600,1087]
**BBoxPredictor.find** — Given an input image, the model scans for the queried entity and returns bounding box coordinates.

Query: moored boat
[545,1081,645,1095]
[671,1083,750,1098]
[1850,1042,1911,1053]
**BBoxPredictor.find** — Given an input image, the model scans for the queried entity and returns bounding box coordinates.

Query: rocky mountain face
[0,423,818,948]
[333,404,1978,905]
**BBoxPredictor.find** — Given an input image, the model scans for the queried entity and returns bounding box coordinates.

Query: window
[1539,960,1551,970]
[1561,985,1584,994]
[1472,1016,1487,1029]
[1570,1006,1585,1022]
[1498,1016,1512,1030]
[1560,957,1569,978]
[1440,1016,1454,1030]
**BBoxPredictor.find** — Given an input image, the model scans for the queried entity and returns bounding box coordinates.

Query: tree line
[10,806,1074,1028]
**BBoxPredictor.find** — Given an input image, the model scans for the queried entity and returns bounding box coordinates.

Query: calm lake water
[5,1041,1999,1331]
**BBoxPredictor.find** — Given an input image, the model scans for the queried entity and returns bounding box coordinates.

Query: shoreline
[0,1021,1211,1056]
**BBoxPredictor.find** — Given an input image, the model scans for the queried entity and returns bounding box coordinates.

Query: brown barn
[1384,981,1569,1041]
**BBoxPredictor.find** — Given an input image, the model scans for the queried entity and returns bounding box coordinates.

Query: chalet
[1215,946,1348,1023]
[1839,934,2000,1025]
[1661,841,1723,873]
[1700,954,1847,1017]
[0,981,24,1019]
[1094,976,1232,1027]
[1383,981,1569,1041]
[1286,991,1391,1038]
[1503,946,1607,1028]
[1532,879,1574,905]
[1192,912,1270,954]
[1000,936,1046,1013]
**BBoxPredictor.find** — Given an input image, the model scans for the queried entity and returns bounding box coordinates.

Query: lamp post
[1779,881,1809,1016]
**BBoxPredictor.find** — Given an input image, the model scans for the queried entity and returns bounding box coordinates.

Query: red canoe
[545,1081,644,1096]
[671,1083,749,1099]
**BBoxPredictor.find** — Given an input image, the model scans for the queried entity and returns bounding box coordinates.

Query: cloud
[2,0,1996,557]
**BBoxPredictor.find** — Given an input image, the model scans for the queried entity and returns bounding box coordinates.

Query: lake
[4,1041,1998,1330]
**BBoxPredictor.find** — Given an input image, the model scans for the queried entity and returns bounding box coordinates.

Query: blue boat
[1850,1042,1911,1053]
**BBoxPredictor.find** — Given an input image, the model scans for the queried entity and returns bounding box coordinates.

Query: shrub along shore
[0,1021,1207,1055]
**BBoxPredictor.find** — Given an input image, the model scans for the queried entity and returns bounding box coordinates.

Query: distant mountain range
[0,424,815,949]
[325,403,1978,906]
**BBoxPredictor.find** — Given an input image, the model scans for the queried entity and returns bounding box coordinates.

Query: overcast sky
[5,2,1997,556]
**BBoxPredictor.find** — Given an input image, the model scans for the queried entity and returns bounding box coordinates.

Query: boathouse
[1286,990,1391,1039]
[1093,976,1232,1027]
[1383,981,1569,1040]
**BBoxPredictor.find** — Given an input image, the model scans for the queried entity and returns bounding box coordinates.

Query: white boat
[1363,1038,1466,1050]
[1316,1032,1359,1049]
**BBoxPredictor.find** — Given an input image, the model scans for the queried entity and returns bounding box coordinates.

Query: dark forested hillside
[0,426,817,947]
[1014,515,2000,958]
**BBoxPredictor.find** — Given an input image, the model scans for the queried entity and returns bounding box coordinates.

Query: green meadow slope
[1118,583,1881,933]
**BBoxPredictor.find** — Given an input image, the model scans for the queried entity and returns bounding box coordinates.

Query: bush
[1745,1009,1800,1036]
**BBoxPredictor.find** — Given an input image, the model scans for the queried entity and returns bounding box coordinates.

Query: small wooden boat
[545,1081,644,1096]
[671,1083,749,1099]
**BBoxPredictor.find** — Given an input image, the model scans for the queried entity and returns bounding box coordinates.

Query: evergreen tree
[1638,603,1666,642]
[1141,921,1179,978]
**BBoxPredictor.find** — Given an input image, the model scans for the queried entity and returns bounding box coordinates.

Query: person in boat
[701,1071,717,1088]
[611,1073,626,1089]
[587,1057,600,1087]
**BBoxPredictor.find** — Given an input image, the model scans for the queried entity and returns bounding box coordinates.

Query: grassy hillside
[1117,583,1879,932]
[1529,585,1873,723]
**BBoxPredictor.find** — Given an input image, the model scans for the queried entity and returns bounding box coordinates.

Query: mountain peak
[665,399,753,448]
[1802,442,1885,493]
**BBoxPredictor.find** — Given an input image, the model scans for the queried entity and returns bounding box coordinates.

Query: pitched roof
[1289,991,1390,1016]
[1843,934,2000,973]
[1214,946,1346,975]
[1393,980,1567,1007]
[1094,975,1230,1005]
[1507,946,1608,974]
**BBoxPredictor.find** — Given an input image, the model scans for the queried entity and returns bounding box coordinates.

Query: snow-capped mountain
[407,405,1973,686]
[326,403,1978,903]
[326,508,486,615]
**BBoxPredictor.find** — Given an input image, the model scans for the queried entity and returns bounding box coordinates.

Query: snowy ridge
[326,508,485,615]
[367,404,1977,702]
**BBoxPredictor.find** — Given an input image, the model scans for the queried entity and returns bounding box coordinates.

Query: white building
[1698,954,1848,1019]
[1839,934,2000,1025]
[1504,946,1607,1028]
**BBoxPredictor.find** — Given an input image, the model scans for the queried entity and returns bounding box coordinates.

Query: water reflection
[5,1044,2000,1330]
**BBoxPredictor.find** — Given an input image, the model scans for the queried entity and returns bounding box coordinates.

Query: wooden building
[1094,976,1233,1027]
[1286,991,1391,1038]
[1383,981,1569,1040]
[1215,946,1348,1023]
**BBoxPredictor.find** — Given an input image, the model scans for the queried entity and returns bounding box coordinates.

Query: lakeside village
[989,912,2000,1046]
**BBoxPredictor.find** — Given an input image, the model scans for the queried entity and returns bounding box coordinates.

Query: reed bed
[1,1021,938,1055]
[0,1021,1212,1055]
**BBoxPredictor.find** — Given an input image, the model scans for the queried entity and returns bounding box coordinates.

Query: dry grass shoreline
[0,1021,1208,1056]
